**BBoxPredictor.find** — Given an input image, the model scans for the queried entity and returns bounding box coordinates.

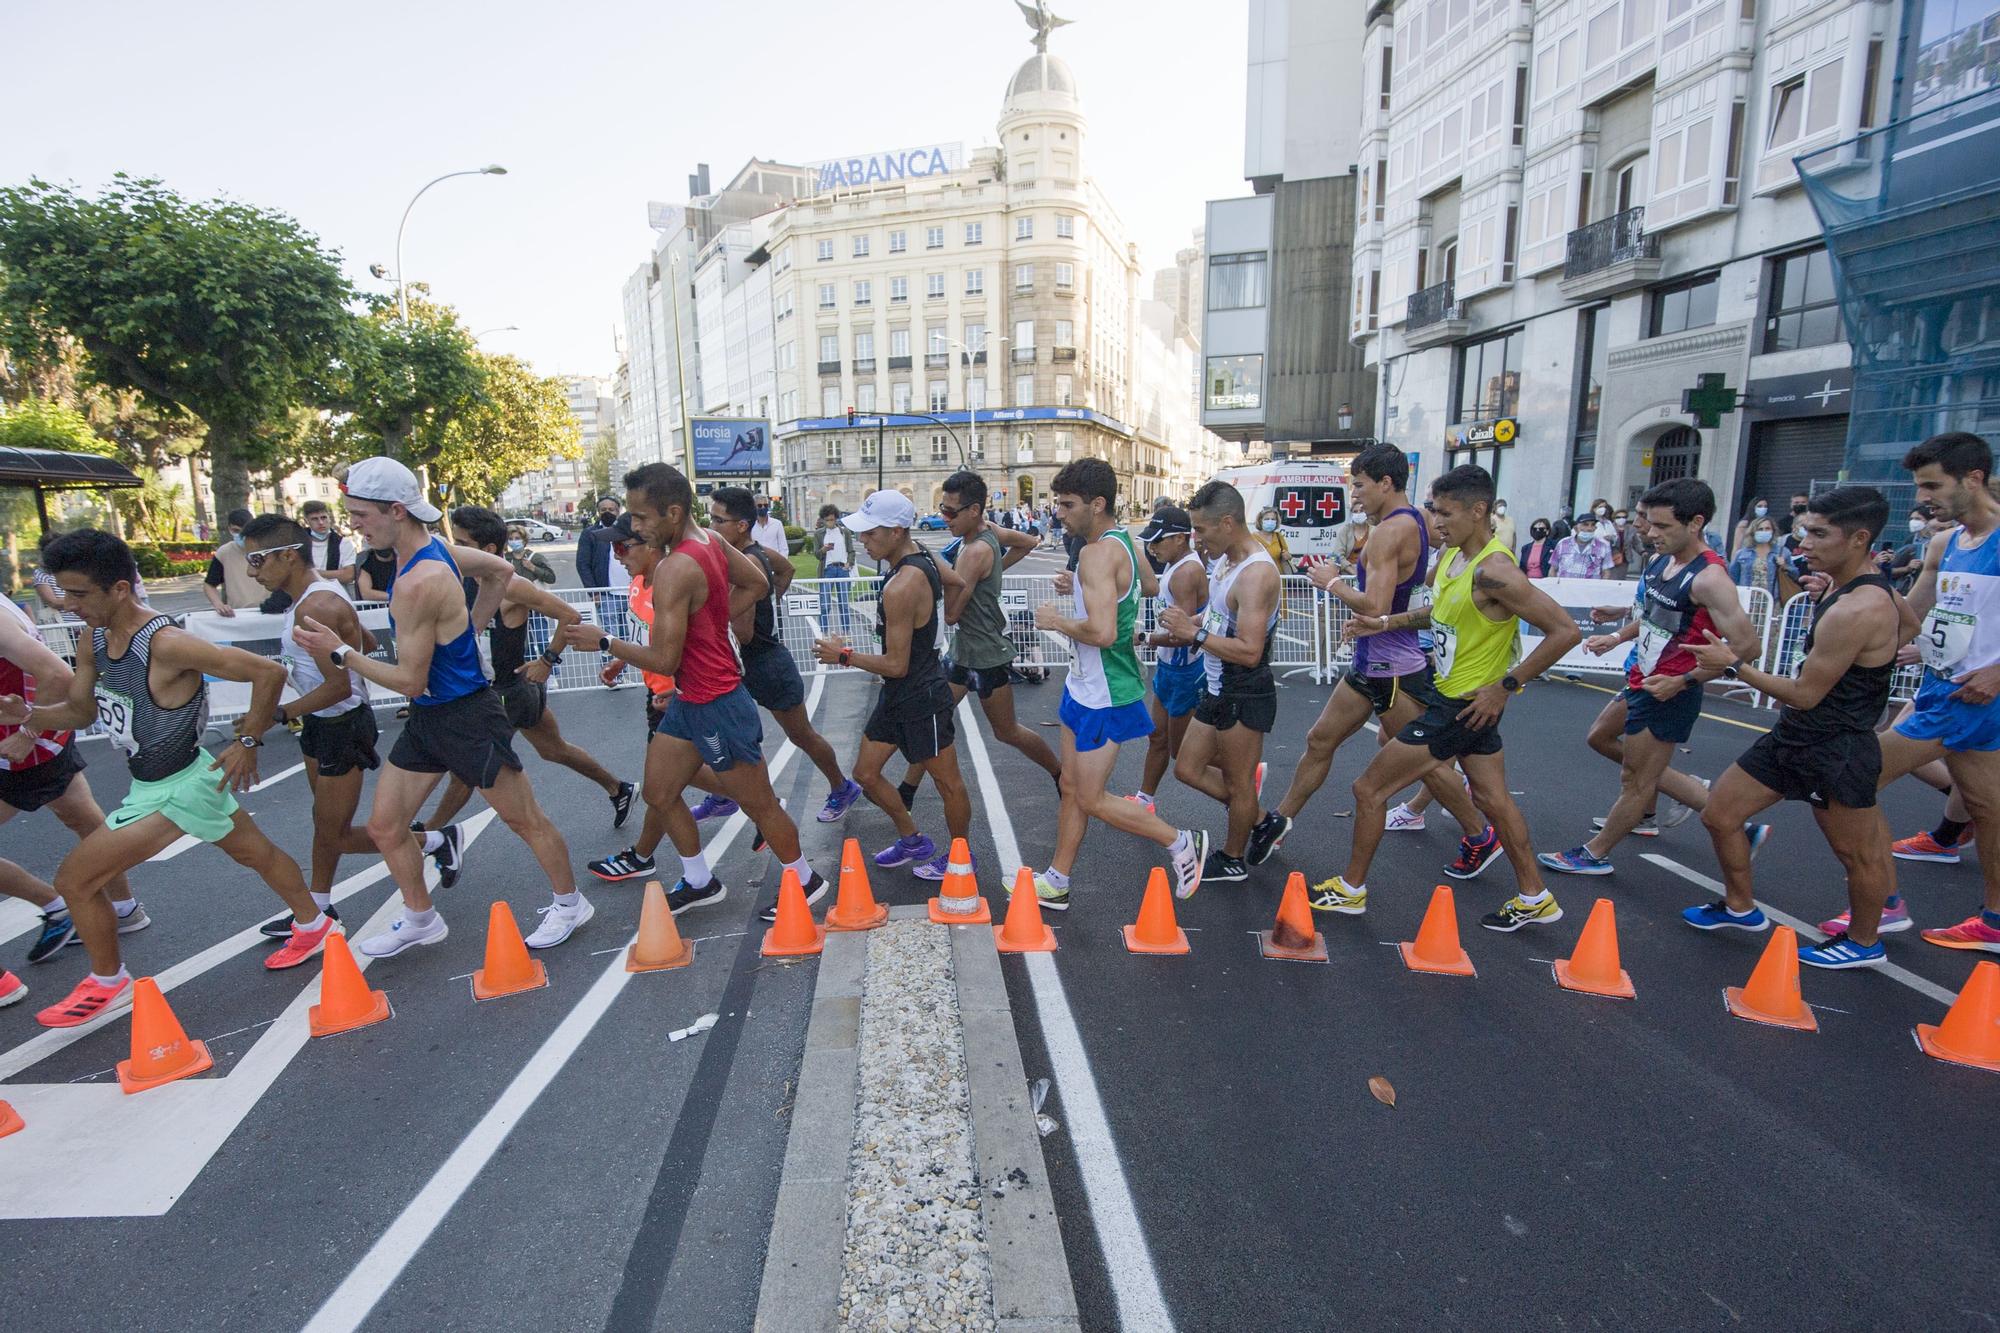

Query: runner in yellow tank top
[1310,464,1584,932]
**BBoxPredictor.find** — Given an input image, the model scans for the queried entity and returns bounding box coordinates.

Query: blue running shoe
[1681,899,1769,931]
[1536,846,1614,876]
[874,833,937,869]
[1799,932,1885,969]
[690,794,740,822]
[25,911,76,965]
[1745,823,1772,859]
[818,779,864,823]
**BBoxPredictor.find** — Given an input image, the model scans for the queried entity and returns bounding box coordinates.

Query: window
[818,283,836,310]
[1453,330,1521,423]
[1015,374,1034,405]
[853,235,870,258]
[1018,433,1035,464]
[892,382,912,412]
[1054,319,1073,346]
[854,331,874,361]
[818,334,839,364]
[1373,160,1387,223]
[968,377,987,409]
[853,279,872,306]
[931,434,951,463]
[965,322,986,353]
[816,239,834,262]
[821,386,842,416]
[890,328,911,358]
[1438,238,1459,285]
[1016,216,1034,240]
[889,229,907,254]
[895,436,913,465]
[1204,354,1263,410]
[926,225,945,249]
[1512,66,1528,145]
[1054,431,1073,463]
[1860,40,1882,130]
[928,325,948,355]
[1055,262,1074,288]
[965,269,985,296]
[929,382,949,412]
[1615,159,1644,214]
[1055,373,1073,405]
[1055,214,1075,238]
[927,272,946,300]
[1648,273,1720,336]
[1015,263,1035,291]
[1208,252,1269,309]
[1767,59,1844,152]
[889,276,909,304]
[1763,248,1841,352]
[964,221,984,245]
[1575,304,1610,438]
[856,383,876,412]
[776,289,794,320]
[825,438,842,466]
[1502,205,1519,283]
[861,435,878,463]
[1723,101,1747,205]
[781,389,800,419]
[778,341,796,371]
[1380,44,1393,111]
[1014,319,1036,350]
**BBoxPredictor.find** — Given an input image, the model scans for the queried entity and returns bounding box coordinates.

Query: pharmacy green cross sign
[1681,373,1739,430]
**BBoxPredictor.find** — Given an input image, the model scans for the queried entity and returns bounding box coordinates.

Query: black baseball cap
[610,512,643,544]
[1138,506,1192,543]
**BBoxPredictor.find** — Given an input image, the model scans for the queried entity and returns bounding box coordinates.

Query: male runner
[1030,458,1207,907]
[1131,506,1208,812]
[894,471,1060,811]
[2,529,332,1028]
[1315,465,1581,930]
[569,463,824,918]
[1539,479,1761,874]
[1683,486,1907,967]
[412,505,636,833]
[812,489,974,881]
[1156,480,1280,882]
[293,458,592,955]
[0,593,148,973]
[1246,442,1491,869]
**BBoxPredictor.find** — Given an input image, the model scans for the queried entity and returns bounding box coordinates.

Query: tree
[430,353,579,507]
[334,290,486,479]
[585,425,618,503]
[0,175,353,514]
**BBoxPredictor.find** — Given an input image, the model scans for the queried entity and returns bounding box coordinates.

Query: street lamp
[473,325,519,340]
[394,164,507,322]
[1338,401,1355,433]
[940,333,1007,476]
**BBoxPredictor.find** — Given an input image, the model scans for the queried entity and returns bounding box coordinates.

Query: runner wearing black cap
[1130,505,1208,814]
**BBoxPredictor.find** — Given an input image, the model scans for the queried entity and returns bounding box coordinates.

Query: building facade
[1356,0,1894,531]
[500,374,615,517]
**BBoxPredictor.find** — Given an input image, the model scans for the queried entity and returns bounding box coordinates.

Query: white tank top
[1156,551,1208,669]
[281,578,366,717]
[1923,524,2000,678]
[1202,545,1279,696]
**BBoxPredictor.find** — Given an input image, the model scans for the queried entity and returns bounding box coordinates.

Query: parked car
[917,512,950,531]
[505,517,562,542]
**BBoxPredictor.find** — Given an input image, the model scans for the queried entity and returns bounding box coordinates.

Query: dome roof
[1004,50,1079,110]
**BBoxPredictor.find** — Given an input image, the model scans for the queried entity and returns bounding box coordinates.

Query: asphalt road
[2,655,1994,1331]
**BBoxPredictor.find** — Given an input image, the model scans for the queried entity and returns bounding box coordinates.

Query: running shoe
[431,824,465,890]
[1798,932,1886,970]
[261,903,341,940]
[1481,893,1564,932]
[25,911,75,964]
[817,779,864,823]
[1246,811,1291,866]
[35,973,132,1028]
[759,871,831,923]
[0,970,24,1008]
[1817,901,1913,935]
[1124,792,1157,816]
[525,894,595,948]
[356,913,449,958]
[913,850,971,882]
[1384,804,1426,832]
[1306,875,1366,914]
[873,833,937,869]
[1590,813,1659,838]
[588,847,656,882]
[264,915,339,970]
[1536,846,1614,876]
[1891,830,1969,864]
[1033,875,1071,912]
[1680,899,1769,932]
[1920,913,2000,953]
[1202,850,1249,883]
[1444,828,1504,880]
[1745,822,1772,860]
[690,794,740,822]
[1170,829,1208,900]
[666,876,727,915]
[611,781,637,829]
[115,904,152,935]
[1657,777,1710,829]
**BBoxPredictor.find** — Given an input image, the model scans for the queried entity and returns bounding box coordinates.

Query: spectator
[299,499,354,582]
[1331,509,1370,569]
[353,540,397,602]
[1550,512,1614,578]
[1885,505,1938,592]
[1254,505,1293,572]
[1779,492,1811,561]
[1519,519,1556,577]
[506,523,557,583]
[1729,513,1785,597]
[1731,497,1773,557]
[1490,497,1516,551]
[750,495,789,557]
[575,496,621,589]
[816,503,856,636]
[1587,497,1614,524]
[201,508,264,616]
[1610,508,1646,576]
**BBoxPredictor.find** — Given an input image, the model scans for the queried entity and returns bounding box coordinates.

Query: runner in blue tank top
[295,458,593,959]
[1248,444,1490,869]
[1133,506,1209,813]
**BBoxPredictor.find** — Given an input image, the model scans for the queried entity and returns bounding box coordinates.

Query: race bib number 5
[94,686,139,755]
[1920,607,1976,675]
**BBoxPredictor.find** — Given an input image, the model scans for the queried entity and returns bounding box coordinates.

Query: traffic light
[846,406,856,426]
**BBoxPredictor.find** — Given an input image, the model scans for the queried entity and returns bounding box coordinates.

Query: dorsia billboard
[691,418,772,478]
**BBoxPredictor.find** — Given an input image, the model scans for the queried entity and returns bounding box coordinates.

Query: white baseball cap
[841,489,917,533]
[342,457,442,524]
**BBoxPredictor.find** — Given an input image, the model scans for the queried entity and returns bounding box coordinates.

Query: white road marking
[148,834,200,862]
[955,695,1176,1331]
[249,761,306,792]
[302,674,825,1333]
[1641,853,1959,1007]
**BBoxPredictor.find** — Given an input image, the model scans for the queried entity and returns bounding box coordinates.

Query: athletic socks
[553,891,580,908]
[1518,890,1551,906]
[92,968,131,987]
[1934,817,1971,845]
[681,853,714,889]
[1169,830,1193,858]
[1136,790,1155,805]
[421,831,445,854]
[404,907,439,929]
[47,902,72,921]
[1041,867,1070,890]
[294,912,328,932]
[783,857,814,886]
[308,891,332,912]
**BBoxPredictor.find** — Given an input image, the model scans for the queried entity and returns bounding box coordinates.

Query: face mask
[1910,518,1927,534]
[1260,518,1279,533]
[1494,503,1507,516]
[232,533,245,547]
[1791,503,1807,515]
[508,539,525,551]
[1614,517,1627,528]
[1795,524,1807,538]
[1349,515,1366,527]
[1595,506,1611,518]
[1531,526,1549,539]
[1754,529,1774,544]
[757,509,769,518]
[1754,505,1769,518]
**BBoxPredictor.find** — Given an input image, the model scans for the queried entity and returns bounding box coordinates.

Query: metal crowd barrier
[1763,590,1922,707]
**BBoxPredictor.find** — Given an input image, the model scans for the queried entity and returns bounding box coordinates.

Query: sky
[5,0,1250,381]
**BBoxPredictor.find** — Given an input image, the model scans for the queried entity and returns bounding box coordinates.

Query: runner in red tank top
[571,463,826,917]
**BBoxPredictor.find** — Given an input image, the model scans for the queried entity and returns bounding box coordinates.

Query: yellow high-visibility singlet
[1431,537,1519,698]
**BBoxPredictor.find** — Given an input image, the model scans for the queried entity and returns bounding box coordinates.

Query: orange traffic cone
[1553,897,1635,999]
[1724,926,1816,1031]
[1915,959,2000,1072]
[763,867,827,957]
[627,880,693,972]
[1122,867,1190,955]
[1400,885,1475,977]
[928,838,992,924]
[827,838,888,932]
[472,902,549,1001]
[0,1100,22,1138]
[995,867,1057,954]
[1260,872,1328,962]
[116,978,215,1094]
[309,932,392,1037]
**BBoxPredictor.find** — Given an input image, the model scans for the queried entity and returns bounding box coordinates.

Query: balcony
[924,353,950,370]
[1012,346,1038,363]
[888,355,913,371]
[1560,207,1663,300]
[1402,279,1467,349]
[1052,346,1077,362]
[816,360,842,375]
[852,358,876,374]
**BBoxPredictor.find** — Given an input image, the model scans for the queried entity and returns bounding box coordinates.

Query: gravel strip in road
[838,920,997,1332]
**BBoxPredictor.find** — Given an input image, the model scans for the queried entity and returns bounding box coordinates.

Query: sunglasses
[613,540,637,555]
[937,503,969,520]
[244,543,304,570]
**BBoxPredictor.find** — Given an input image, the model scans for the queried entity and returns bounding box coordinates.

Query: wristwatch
[329,646,347,668]
[839,647,853,666]
[1501,674,1523,694]
[540,647,564,666]
[1193,627,1211,649]
[274,703,288,726]
[1721,662,1741,680]
[239,735,262,749]
[598,635,612,654]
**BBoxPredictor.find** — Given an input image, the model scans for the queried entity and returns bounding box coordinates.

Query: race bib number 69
[94,686,139,755]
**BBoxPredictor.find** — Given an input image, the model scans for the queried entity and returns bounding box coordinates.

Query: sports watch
[1501,675,1523,694]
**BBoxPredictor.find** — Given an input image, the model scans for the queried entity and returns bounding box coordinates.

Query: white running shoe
[1384,804,1425,832]
[525,894,595,949]
[1657,777,1710,829]
[356,913,450,958]
[1170,829,1208,900]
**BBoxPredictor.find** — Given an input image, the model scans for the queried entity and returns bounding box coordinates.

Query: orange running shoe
[1892,830,1965,864]
[1920,913,2000,954]
[264,915,338,970]
[0,970,25,1008]
[35,973,132,1028]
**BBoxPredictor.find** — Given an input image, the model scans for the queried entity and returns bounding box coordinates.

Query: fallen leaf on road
[1369,1075,1396,1107]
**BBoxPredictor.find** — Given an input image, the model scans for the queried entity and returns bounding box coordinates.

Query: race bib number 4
[1920,608,1976,675]
[1433,621,1459,680]
[1635,619,1674,674]
[94,686,139,755]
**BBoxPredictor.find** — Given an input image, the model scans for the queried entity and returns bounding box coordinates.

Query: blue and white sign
[692,418,772,478]
[805,143,964,193]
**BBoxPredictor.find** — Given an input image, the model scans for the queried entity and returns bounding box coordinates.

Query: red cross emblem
[1277,491,1305,520]
[1315,492,1341,519]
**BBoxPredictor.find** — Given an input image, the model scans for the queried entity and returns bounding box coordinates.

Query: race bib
[1433,620,1459,680]
[1408,582,1434,613]
[1202,604,1229,647]
[1634,618,1674,674]
[1920,607,1976,675]
[94,686,139,756]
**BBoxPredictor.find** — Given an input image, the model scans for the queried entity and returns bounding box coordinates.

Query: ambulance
[1208,458,1354,567]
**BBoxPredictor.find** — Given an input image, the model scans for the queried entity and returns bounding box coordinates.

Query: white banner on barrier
[1516,576,1772,679]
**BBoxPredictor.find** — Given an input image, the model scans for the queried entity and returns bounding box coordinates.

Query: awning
[0,446,144,489]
